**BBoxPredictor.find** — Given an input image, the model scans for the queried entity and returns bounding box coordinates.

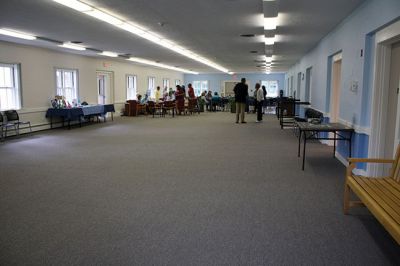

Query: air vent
[240,34,255,37]
[250,51,258,54]
[71,41,82,44]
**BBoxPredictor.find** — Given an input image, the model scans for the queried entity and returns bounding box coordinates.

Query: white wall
[0,41,184,132]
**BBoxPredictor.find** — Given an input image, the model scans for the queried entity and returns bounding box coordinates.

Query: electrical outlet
[350,80,358,93]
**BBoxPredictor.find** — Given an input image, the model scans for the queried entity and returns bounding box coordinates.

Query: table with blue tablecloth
[46,104,115,129]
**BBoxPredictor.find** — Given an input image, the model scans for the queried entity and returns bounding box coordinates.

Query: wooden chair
[186,98,199,115]
[147,101,163,118]
[137,103,147,115]
[344,145,400,244]
[163,100,176,117]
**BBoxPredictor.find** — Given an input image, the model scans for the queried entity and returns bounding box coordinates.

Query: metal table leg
[302,133,307,170]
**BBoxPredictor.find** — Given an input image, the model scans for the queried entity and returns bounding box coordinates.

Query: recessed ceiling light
[264,17,277,30]
[59,42,86,51]
[99,51,118,57]
[265,37,275,45]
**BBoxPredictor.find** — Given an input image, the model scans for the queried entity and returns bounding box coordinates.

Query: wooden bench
[344,145,400,244]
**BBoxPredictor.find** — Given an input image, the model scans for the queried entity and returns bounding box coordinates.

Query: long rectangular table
[46,104,115,129]
[295,121,354,170]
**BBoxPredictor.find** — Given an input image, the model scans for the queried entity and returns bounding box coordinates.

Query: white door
[297,72,302,100]
[330,56,342,123]
[385,42,400,158]
[305,67,312,102]
[96,72,113,105]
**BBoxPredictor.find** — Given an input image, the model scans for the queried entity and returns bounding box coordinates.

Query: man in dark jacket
[233,78,249,123]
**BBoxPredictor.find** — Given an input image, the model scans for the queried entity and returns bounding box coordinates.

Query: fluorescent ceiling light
[0,28,36,40]
[52,0,229,73]
[127,57,198,74]
[228,72,235,75]
[264,17,277,30]
[84,10,123,26]
[99,51,118,57]
[265,37,275,45]
[265,56,273,62]
[117,23,145,35]
[53,0,92,12]
[59,42,86,51]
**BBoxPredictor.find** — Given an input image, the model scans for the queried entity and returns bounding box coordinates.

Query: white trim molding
[368,19,400,176]
[338,118,371,135]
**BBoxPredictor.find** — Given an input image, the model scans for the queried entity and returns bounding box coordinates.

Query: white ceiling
[0,0,366,74]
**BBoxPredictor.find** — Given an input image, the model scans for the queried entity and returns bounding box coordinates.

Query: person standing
[256,83,264,122]
[175,85,185,115]
[155,86,162,102]
[187,83,195,99]
[233,78,248,123]
[262,85,267,114]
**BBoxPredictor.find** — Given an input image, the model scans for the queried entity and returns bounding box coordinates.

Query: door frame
[369,20,400,175]
[305,67,312,103]
[329,53,342,123]
[96,70,115,104]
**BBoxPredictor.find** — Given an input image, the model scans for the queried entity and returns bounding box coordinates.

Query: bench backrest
[390,144,400,182]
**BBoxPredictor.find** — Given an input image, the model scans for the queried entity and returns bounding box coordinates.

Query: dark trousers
[257,100,263,121]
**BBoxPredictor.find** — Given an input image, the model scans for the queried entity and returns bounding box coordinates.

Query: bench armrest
[346,158,395,176]
[348,158,394,164]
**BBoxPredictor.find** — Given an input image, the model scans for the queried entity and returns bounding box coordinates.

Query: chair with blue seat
[4,110,32,136]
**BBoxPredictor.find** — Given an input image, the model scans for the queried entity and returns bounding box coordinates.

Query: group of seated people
[133,84,198,115]
[129,83,232,116]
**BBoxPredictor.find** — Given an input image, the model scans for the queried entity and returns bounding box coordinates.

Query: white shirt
[256,88,264,101]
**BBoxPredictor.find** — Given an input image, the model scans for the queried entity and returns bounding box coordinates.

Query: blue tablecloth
[46,104,115,121]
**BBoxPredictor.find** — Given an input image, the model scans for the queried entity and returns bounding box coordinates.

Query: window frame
[162,78,170,89]
[193,80,208,96]
[148,76,156,98]
[126,74,137,100]
[0,62,21,111]
[55,67,79,103]
[261,80,279,98]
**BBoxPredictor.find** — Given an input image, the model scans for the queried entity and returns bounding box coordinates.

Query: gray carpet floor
[0,112,399,265]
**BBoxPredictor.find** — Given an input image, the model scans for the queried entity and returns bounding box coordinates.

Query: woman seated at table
[211,92,221,112]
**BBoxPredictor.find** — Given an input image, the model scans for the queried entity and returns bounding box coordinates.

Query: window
[56,68,78,103]
[175,79,180,86]
[0,63,21,110]
[162,78,170,89]
[127,75,137,100]
[193,80,208,96]
[261,80,279,98]
[148,77,155,98]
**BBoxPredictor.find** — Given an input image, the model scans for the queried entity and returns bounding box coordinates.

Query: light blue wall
[286,0,400,161]
[184,73,285,96]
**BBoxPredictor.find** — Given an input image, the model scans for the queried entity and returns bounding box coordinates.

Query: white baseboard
[353,169,368,176]
[320,139,334,146]
[335,151,367,175]
[335,151,349,167]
